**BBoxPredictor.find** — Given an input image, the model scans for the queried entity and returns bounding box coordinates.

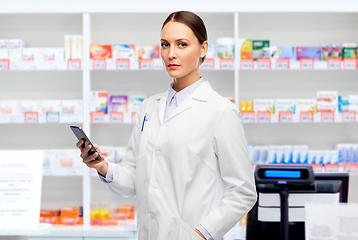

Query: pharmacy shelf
[28,225,137,238]
[2,0,358,13]
[0,223,52,236]
[0,114,83,124]
[1,62,82,71]
[89,58,235,71]
[86,112,358,124]
[43,167,83,176]
[242,112,358,123]
[88,59,358,71]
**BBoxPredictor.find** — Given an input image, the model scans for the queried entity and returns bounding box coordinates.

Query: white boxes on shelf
[0,39,9,59]
[9,39,25,62]
[23,48,43,62]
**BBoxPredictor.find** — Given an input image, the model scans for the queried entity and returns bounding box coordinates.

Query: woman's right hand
[76,139,108,176]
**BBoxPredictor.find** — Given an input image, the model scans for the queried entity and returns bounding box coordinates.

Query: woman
[77,11,257,240]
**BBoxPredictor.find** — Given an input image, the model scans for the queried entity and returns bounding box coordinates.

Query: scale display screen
[264,170,301,179]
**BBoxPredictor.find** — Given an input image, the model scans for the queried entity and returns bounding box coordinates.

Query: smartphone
[70,125,102,160]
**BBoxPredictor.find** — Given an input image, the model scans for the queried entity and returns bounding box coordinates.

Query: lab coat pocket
[176,219,204,240]
[137,121,151,160]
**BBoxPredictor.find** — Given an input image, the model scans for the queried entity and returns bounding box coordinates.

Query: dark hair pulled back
[161,11,208,64]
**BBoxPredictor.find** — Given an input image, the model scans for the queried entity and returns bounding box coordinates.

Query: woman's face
[160,21,206,79]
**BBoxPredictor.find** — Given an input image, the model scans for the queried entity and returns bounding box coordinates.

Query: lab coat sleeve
[101,102,145,198]
[200,104,257,240]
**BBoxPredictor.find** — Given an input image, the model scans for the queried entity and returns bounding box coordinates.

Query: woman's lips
[168,64,180,69]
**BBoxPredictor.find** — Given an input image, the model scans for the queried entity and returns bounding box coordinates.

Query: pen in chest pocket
[141,113,148,132]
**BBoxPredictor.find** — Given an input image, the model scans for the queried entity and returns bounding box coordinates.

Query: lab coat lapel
[157,91,169,125]
[164,97,193,122]
[164,81,214,122]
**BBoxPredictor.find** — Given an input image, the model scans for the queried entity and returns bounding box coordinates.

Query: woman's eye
[161,43,169,48]
[179,43,187,48]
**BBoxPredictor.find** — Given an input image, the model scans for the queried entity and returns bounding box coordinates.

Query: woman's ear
[201,41,208,58]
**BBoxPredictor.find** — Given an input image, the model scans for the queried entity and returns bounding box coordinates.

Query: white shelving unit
[1,1,358,239]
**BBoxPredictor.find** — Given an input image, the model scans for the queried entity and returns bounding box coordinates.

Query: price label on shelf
[343,58,357,70]
[90,111,105,123]
[67,59,81,70]
[43,169,52,176]
[93,59,106,70]
[110,112,124,123]
[300,58,314,70]
[241,112,255,123]
[50,63,62,70]
[257,58,271,70]
[300,111,314,122]
[279,111,293,122]
[324,164,339,173]
[344,163,358,174]
[240,59,254,70]
[46,112,60,123]
[116,59,130,70]
[131,112,136,124]
[139,59,153,70]
[256,111,271,123]
[342,110,356,122]
[309,164,323,173]
[327,58,341,70]
[276,58,290,70]
[28,63,38,71]
[321,111,335,123]
[201,58,214,70]
[67,169,77,176]
[9,116,19,123]
[24,112,39,123]
[220,58,234,70]
[0,59,10,71]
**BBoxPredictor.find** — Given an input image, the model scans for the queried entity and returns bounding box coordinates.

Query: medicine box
[41,100,62,115]
[9,39,25,62]
[295,99,316,114]
[240,100,253,112]
[270,46,295,60]
[21,101,41,114]
[253,99,274,114]
[342,43,357,59]
[296,47,321,61]
[128,97,145,113]
[321,44,343,60]
[267,146,277,164]
[108,95,128,113]
[90,45,112,62]
[136,46,154,61]
[0,100,22,115]
[90,91,108,114]
[61,100,83,115]
[113,44,135,62]
[252,40,270,60]
[23,48,43,62]
[316,101,337,113]
[64,35,71,61]
[317,91,338,102]
[275,99,295,114]
[237,39,253,59]
[206,44,215,59]
[43,48,65,62]
[0,39,8,59]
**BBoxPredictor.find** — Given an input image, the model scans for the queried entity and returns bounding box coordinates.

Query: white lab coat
[103,81,257,240]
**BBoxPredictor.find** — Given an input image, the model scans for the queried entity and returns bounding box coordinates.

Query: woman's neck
[172,68,201,92]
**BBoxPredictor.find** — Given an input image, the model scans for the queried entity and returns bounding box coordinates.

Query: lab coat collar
[156,80,214,124]
[155,80,213,101]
